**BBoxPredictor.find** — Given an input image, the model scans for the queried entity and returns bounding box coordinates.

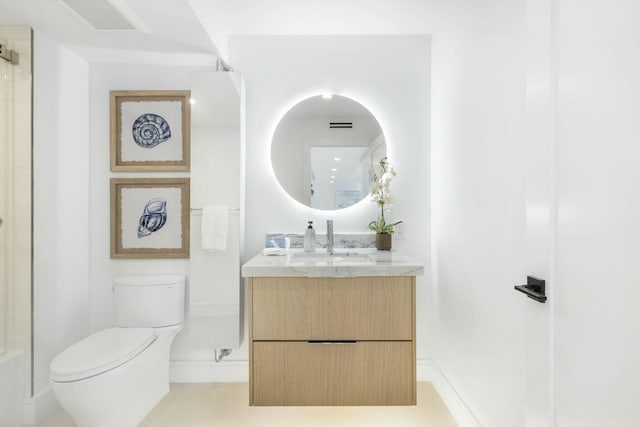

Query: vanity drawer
[251,341,415,406]
[251,276,414,341]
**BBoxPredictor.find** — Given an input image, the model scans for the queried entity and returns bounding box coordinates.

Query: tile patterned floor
[35,382,458,427]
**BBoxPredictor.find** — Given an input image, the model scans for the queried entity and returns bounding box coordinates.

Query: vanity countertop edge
[241,249,424,278]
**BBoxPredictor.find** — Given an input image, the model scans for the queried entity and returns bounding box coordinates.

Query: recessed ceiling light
[333,157,341,161]
[331,168,337,172]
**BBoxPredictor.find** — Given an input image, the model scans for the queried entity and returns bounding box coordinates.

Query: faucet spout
[326,220,334,255]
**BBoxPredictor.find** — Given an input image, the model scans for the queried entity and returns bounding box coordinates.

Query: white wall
[554,1,640,425]
[89,65,244,374]
[32,29,91,396]
[32,34,243,409]
[229,35,431,358]
[88,64,194,333]
[23,2,640,425]
[431,1,527,426]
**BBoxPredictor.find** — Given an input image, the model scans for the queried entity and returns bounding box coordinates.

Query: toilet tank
[113,275,185,328]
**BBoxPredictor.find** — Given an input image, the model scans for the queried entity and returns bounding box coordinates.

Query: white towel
[262,247,287,256]
[201,206,229,252]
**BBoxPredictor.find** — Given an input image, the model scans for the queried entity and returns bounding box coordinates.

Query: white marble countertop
[241,248,424,278]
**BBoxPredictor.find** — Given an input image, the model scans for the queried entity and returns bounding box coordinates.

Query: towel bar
[191,207,240,212]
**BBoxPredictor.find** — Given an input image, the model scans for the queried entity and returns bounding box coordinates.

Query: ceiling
[0,0,437,65]
[0,0,220,63]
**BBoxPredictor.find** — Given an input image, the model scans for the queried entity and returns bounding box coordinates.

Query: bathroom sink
[291,251,372,263]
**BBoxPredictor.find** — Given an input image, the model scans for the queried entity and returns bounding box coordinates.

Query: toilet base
[51,327,180,427]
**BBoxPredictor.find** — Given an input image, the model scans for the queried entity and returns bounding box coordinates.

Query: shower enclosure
[0,52,6,358]
[0,56,6,360]
[0,27,32,427]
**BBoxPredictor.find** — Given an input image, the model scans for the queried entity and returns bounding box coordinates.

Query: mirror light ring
[269,93,388,212]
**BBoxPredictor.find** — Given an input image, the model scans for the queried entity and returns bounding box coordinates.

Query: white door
[523,1,640,426]
[552,1,640,426]
[521,2,556,425]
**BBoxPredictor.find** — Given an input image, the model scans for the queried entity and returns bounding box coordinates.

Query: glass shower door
[0,57,7,356]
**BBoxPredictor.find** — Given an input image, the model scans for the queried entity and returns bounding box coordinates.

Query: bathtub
[0,350,24,427]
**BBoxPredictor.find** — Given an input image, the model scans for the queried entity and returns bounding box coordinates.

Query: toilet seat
[50,328,157,383]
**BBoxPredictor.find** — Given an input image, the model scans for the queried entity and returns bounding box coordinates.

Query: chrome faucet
[326,220,334,255]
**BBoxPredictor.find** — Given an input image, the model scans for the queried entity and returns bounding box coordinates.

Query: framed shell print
[111,178,190,259]
[110,90,191,171]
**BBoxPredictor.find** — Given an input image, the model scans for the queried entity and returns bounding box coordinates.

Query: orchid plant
[368,157,402,234]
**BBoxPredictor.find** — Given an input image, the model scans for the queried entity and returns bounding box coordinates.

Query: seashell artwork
[132,113,172,148]
[138,198,168,238]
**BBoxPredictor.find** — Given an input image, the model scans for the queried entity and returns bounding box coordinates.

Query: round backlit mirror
[271,94,386,210]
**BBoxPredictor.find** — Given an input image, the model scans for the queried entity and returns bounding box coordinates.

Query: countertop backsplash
[266,233,376,249]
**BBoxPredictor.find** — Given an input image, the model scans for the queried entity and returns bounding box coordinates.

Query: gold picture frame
[110,90,191,171]
[111,178,190,259]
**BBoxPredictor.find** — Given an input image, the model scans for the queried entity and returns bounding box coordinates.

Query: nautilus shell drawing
[132,113,172,148]
[138,198,167,238]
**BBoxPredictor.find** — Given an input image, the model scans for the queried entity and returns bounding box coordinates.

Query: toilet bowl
[49,275,185,427]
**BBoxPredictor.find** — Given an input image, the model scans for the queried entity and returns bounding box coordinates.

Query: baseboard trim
[425,360,480,427]
[170,359,249,383]
[22,387,60,425]
[416,358,434,381]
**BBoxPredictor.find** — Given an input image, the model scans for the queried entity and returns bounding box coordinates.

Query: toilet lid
[50,327,157,382]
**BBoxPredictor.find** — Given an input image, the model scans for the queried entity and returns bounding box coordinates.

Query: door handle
[515,276,547,303]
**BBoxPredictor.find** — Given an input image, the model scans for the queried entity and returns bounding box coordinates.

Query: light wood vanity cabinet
[249,276,416,406]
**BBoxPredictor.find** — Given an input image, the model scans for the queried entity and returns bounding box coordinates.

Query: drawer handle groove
[308,340,357,345]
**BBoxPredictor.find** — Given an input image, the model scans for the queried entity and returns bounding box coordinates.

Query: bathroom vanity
[242,249,423,406]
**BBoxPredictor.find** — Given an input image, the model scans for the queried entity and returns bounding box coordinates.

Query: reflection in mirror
[271,95,386,210]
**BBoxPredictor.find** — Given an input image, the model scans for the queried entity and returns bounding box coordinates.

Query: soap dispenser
[304,221,315,252]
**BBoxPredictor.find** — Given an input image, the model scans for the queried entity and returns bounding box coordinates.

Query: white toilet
[49,275,185,427]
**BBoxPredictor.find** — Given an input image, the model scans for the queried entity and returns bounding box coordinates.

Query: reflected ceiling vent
[59,0,150,32]
[329,122,353,129]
